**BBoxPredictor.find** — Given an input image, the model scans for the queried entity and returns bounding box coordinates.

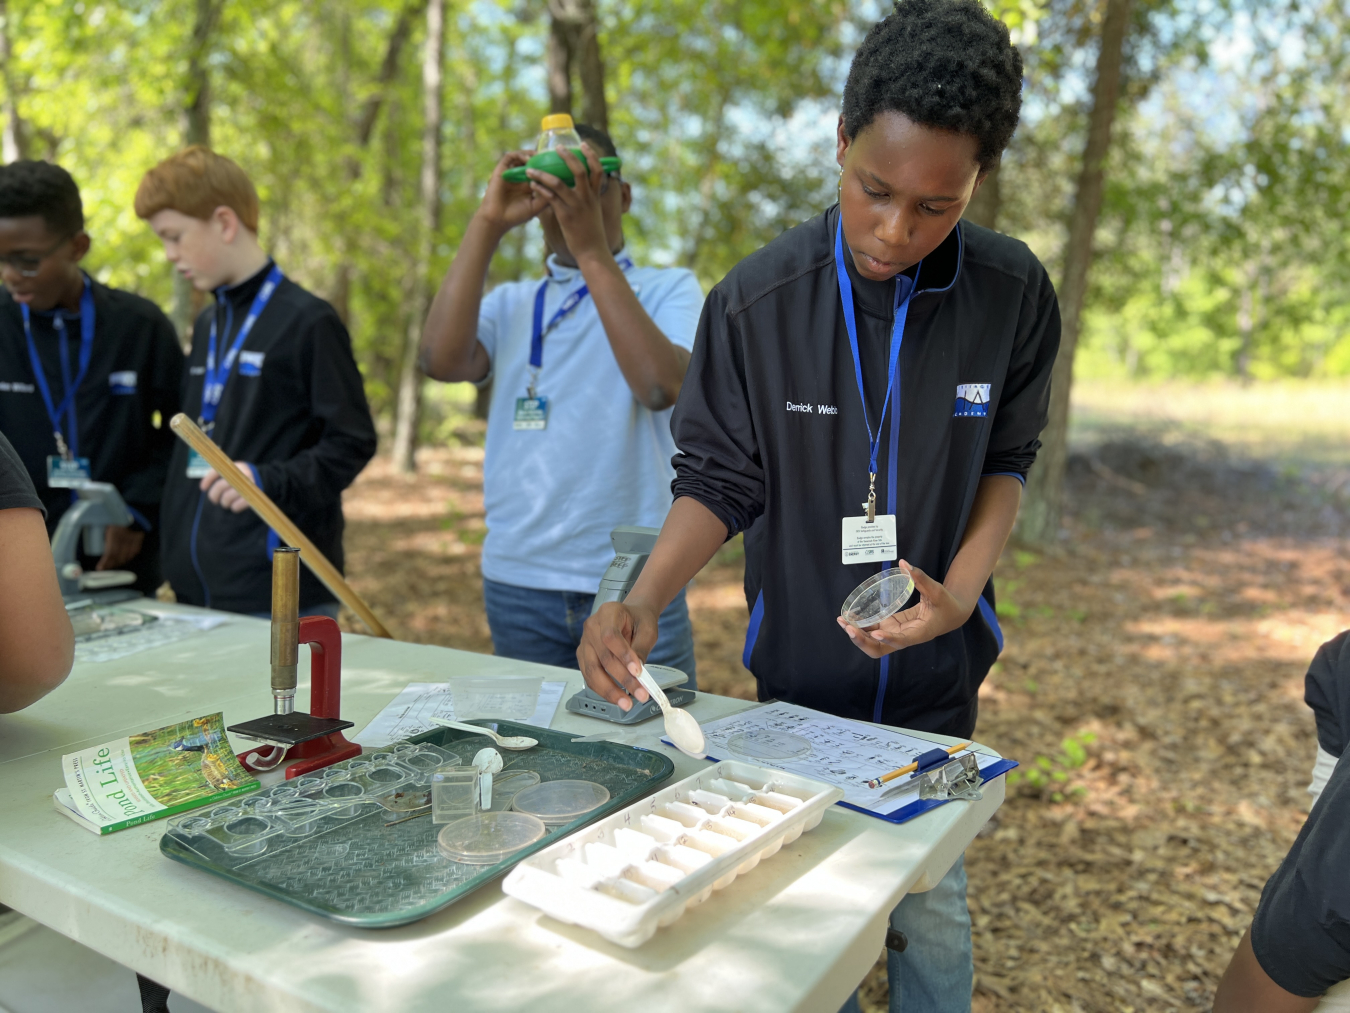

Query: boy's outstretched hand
[477,150,549,235]
[837,560,975,657]
[578,601,657,712]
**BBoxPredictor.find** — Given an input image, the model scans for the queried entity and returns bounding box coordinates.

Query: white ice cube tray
[501,760,844,947]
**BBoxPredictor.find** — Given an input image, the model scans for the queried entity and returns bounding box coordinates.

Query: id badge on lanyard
[190,265,284,476]
[514,257,633,431]
[23,277,95,487]
[834,220,919,565]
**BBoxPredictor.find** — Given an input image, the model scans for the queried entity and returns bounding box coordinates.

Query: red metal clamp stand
[279,616,361,777]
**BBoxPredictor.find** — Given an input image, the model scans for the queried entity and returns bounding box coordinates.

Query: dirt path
[338,406,1350,1012]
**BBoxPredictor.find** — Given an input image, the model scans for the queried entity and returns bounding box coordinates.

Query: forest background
[5,0,1349,507]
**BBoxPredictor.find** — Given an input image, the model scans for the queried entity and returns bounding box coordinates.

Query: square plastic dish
[501,760,844,948]
[159,720,674,928]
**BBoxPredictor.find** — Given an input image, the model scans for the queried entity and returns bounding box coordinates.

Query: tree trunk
[962,163,1001,231]
[546,0,607,131]
[390,0,445,474]
[0,0,26,163]
[335,0,427,325]
[1017,0,1133,545]
[170,0,222,345]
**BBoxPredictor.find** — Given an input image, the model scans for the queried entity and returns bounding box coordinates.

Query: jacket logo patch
[954,383,991,418]
[109,370,137,394]
[189,366,206,376]
[0,380,35,393]
[786,401,837,415]
[238,351,265,377]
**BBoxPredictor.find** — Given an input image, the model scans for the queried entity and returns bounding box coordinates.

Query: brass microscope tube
[271,546,301,715]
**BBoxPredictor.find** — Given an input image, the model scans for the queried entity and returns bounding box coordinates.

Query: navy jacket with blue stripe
[670,205,1060,738]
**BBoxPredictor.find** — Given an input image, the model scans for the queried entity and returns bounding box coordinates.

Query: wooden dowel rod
[169,413,393,639]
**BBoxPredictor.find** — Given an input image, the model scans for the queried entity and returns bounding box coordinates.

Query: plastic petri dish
[485,769,542,812]
[437,811,547,865]
[840,569,916,628]
[511,779,610,825]
[727,728,813,761]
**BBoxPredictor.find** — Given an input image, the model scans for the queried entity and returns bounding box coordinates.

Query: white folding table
[0,602,1003,1013]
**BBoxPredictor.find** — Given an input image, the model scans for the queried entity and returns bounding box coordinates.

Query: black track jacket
[671,207,1060,738]
[0,280,182,590]
[161,262,376,614]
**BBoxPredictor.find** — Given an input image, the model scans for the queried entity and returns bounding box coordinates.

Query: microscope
[51,480,139,604]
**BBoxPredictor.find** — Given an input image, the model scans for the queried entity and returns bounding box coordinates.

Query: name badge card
[842,514,897,564]
[513,396,549,431]
[186,449,212,479]
[47,455,92,487]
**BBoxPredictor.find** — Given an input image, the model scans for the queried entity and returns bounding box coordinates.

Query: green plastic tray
[159,720,674,928]
[502,149,622,186]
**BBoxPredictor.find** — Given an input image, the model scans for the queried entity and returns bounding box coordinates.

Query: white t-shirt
[476,254,703,592]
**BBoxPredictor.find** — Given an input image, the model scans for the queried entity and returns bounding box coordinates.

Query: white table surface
[0,601,1004,1013]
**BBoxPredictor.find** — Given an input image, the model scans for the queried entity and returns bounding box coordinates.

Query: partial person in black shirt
[0,429,74,712]
[0,161,182,593]
[1214,631,1350,1013]
[135,147,376,616]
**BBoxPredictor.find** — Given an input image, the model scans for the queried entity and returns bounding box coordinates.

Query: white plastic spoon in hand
[428,717,537,750]
[472,747,504,809]
[636,665,705,758]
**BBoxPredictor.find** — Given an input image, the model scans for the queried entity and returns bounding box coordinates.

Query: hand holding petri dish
[840,569,916,628]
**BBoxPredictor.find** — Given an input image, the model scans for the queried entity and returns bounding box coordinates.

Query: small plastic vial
[536,112,582,153]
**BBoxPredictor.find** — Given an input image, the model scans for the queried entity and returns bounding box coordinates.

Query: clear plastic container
[840,569,916,628]
[431,765,480,825]
[511,779,610,826]
[536,112,582,152]
[449,675,542,721]
[727,729,813,761]
[437,811,547,865]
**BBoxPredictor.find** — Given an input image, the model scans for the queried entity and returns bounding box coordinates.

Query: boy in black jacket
[136,147,376,616]
[580,3,1057,1011]
[0,161,182,593]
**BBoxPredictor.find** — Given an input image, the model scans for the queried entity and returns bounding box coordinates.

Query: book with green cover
[54,712,258,834]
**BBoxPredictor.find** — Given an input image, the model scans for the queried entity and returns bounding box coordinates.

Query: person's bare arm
[530,146,690,410]
[419,151,546,383]
[839,474,1022,656]
[578,497,727,709]
[1213,928,1321,1013]
[0,507,74,712]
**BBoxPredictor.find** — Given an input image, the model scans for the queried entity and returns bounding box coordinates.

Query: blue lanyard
[22,274,95,460]
[200,264,284,428]
[834,220,920,510]
[528,256,634,386]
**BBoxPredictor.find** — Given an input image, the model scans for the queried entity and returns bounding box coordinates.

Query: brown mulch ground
[337,429,1350,1013]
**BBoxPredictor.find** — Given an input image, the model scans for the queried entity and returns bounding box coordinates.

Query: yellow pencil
[866,742,970,789]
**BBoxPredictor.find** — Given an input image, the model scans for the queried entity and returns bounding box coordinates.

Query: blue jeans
[838,856,973,1013]
[482,578,696,688]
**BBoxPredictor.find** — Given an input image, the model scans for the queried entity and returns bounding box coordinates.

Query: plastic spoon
[428,717,538,751]
[636,665,705,759]
[472,747,504,810]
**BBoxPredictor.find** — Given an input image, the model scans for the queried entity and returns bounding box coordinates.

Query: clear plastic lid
[840,569,916,627]
[485,769,542,812]
[511,779,610,825]
[727,729,813,760]
[437,811,547,865]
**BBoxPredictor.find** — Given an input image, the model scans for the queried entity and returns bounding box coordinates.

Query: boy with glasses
[0,160,182,594]
[419,122,704,682]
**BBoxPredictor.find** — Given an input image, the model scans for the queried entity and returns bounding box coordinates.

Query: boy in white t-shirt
[419,123,703,683]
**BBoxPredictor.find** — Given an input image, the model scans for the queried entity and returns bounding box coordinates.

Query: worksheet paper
[694,701,1015,823]
[354,681,567,747]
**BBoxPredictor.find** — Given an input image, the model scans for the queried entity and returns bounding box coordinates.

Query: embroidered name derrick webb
[786,401,838,415]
